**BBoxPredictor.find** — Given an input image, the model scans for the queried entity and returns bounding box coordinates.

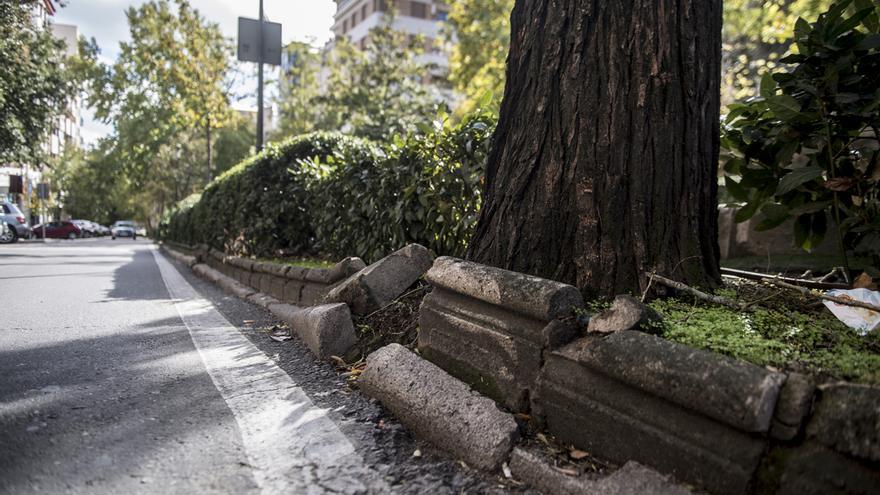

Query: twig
[649,273,746,311]
[641,272,656,303]
[362,285,428,320]
[761,278,880,314]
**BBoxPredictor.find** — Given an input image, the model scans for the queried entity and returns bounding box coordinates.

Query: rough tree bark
[467,0,723,298]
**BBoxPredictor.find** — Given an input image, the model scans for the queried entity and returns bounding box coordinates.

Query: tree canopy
[0,1,74,165]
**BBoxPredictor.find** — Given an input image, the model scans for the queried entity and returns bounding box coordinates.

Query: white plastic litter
[823,288,880,336]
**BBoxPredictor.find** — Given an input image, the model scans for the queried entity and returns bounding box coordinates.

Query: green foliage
[276,15,440,142]
[445,0,514,116]
[722,0,880,256]
[650,297,880,385]
[0,1,75,165]
[722,0,834,104]
[308,111,495,262]
[161,113,496,263]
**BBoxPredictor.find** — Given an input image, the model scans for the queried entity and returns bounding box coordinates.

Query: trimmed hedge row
[160,116,494,262]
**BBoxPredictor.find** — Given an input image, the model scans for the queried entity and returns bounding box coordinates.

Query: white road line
[151,247,388,494]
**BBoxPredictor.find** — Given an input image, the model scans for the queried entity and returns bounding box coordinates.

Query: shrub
[307,113,495,262]
[160,113,497,262]
[721,0,880,259]
[161,132,379,257]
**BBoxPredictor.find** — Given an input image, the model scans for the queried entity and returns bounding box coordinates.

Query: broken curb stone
[269,303,357,360]
[324,244,433,314]
[360,343,518,471]
[587,294,662,334]
[418,256,584,412]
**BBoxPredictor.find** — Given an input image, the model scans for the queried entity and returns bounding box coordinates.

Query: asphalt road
[0,239,523,495]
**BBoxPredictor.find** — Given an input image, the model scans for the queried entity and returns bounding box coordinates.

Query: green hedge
[160,115,495,262]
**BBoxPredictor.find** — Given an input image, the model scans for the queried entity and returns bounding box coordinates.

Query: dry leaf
[553,466,579,477]
[536,433,550,445]
[569,449,590,460]
[853,272,877,290]
[501,462,512,479]
[514,413,531,422]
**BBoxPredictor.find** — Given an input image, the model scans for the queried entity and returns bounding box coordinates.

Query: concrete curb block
[509,448,692,495]
[360,343,519,471]
[269,303,357,359]
[161,245,198,267]
[192,263,255,300]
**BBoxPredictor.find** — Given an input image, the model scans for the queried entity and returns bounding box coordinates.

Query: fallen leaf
[569,449,590,460]
[242,320,255,325]
[514,413,532,422]
[536,433,550,445]
[823,177,856,192]
[552,466,579,477]
[853,272,877,290]
[501,462,512,479]
[412,449,422,458]
[268,327,292,342]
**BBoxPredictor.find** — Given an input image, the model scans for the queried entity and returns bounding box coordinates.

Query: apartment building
[332,0,450,70]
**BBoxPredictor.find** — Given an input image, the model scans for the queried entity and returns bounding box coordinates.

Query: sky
[53,0,338,145]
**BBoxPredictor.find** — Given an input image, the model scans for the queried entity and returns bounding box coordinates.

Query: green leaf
[760,72,776,98]
[766,94,803,121]
[776,166,824,195]
[755,203,790,231]
[725,176,750,201]
[735,201,762,223]
[794,212,828,252]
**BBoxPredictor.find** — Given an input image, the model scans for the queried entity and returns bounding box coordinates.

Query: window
[361,4,367,19]
[353,12,358,25]
[410,2,427,19]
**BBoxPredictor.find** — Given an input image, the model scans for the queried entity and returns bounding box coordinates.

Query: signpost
[237,1,282,152]
[37,183,49,243]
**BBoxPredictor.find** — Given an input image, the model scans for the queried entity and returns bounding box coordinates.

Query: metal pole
[256,0,264,152]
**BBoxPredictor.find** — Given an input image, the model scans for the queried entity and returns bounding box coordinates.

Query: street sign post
[237,1,282,152]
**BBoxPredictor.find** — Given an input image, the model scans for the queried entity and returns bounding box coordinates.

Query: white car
[111,221,137,240]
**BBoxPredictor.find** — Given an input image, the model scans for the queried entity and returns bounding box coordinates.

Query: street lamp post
[256,0,264,152]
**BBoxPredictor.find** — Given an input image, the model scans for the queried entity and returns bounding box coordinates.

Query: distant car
[72,220,97,238]
[111,221,137,240]
[32,221,82,240]
[96,224,110,236]
[0,201,30,243]
[135,225,147,237]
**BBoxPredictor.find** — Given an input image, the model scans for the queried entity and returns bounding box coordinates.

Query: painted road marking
[151,247,389,494]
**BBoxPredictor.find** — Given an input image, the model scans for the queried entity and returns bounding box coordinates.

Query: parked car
[31,221,82,239]
[111,221,137,240]
[96,224,110,236]
[135,225,147,237]
[72,220,97,238]
[1,201,30,243]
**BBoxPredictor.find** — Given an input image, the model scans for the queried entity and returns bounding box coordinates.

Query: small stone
[588,295,662,334]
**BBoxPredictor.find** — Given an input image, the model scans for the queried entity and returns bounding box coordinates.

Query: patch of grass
[647,292,880,385]
[260,257,335,269]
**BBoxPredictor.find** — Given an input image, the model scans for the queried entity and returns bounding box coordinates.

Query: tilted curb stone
[324,244,434,314]
[509,448,692,495]
[418,256,584,412]
[536,332,786,495]
[360,344,519,471]
[269,303,357,360]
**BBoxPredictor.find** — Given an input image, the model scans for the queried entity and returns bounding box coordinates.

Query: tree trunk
[467,0,723,298]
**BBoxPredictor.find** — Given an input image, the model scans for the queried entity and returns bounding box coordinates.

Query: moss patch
[645,282,880,385]
[260,257,335,269]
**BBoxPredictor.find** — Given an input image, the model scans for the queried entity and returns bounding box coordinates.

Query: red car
[31,221,82,239]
